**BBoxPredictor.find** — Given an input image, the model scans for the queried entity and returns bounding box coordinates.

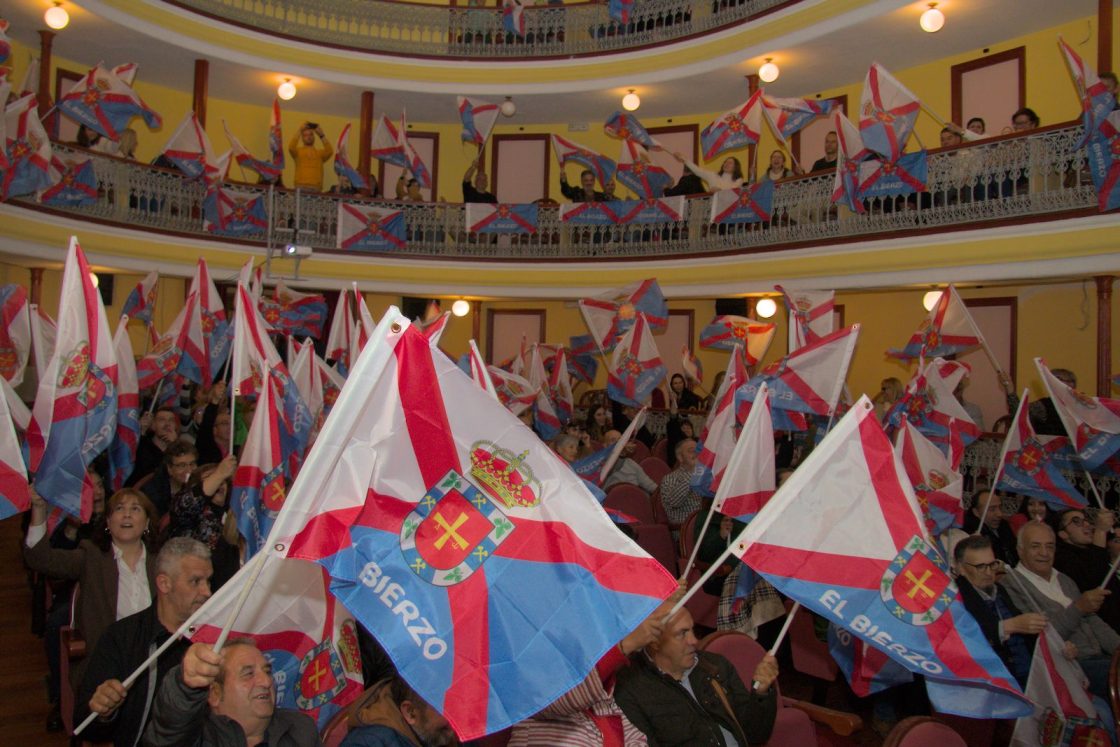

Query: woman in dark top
[669,373,702,410]
[166,455,240,588]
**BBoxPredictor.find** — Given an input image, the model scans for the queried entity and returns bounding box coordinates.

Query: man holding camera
[288,121,333,191]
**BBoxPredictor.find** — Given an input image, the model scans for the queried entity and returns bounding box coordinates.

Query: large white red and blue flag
[333,123,367,192]
[697,346,748,490]
[1058,37,1117,149]
[616,140,672,199]
[888,285,985,362]
[1036,358,1120,472]
[108,316,140,492]
[0,372,29,521]
[567,334,599,384]
[399,111,432,191]
[268,309,676,739]
[732,396,1032,718]
[607,313,666,408]
[528,345,562,441]
[895,420,964,536]
[761,94,836,145]
[604,111,662,151]
[858,151,928,199]
[0,284,31,386]
[58,63,161,141]
[202,185,268,237]
[712,382,774,519]
[325,289,355,375]
[579,278,668,353]
[458,96,499,147]
[370,114,410,170]
[549,348,574,427]
[232,369,290,554]
[260,281,328,340]
[777,285,834,352]
[40,155,97,207]
[709,182,774,224]
[1084,110,1120,212]
[859,63,921,162]
[161,111,220,180]
[883,358,981,449]
[699,315,775,364]
[502,0,526,37]
[136,294,203,389]
[222,118,282,184]
[997,391,1086,510]
[832,109,872,213]
[487,365,537,417]
[735,324,860,433]
[3,93,57,200]
[337,202,406,252]
[552,134,617,188]
[828,624,913,696]
[700,91,763,161]
[466,202,538,234]
[26,238,118,521]
[188,259,232,384]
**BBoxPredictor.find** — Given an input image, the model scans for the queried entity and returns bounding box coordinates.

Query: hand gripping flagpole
[751,602,800,690]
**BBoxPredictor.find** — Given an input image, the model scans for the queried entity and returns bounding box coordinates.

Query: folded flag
[40,155,98,207]
[333,123,367,192]
[888,285,985,361]
[3,92,57,200]
[120,269,158,326]
[709,182,774,224]
[884,358,981,449]
[108,317,140,492]
[616,141,672,199]
[260,281,328,340]
[458,96,499,147]
[776,285,835,352]
[712,382,774,519]
[607,313,667,408]
[732,396,1031,719]
[1058,37,1117,149]
[761,94,836,145]
[699,315,775,364]
[700,91,763,161]
[859,62,921,162]
[579,278,668,353]
[604,111,662,151]
[858,151,928,199]
[0,283,31,386]
[895,419,964,535]
[466,202,538,234]
[161,111,221,180]
[337,202,406,252]
[202,185,268,237]
[681,346,703,386]
[996,390,1087,510]
[552,134,617,188]
[1036,358,1120,471]
[273,309,676,739]
[57,63,161,141]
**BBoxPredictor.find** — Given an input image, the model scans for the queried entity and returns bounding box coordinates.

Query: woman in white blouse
[672,151,748,191]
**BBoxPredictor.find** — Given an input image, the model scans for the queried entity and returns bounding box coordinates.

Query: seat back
[604,484,655,525]
[789,608,838,682]
[634,523,677,573]
[678,509,703,559]
[651,437,668,463]
[639,456,672,485]
[681,566,720,630]
[884,717,967,747]
[698,630,780,698]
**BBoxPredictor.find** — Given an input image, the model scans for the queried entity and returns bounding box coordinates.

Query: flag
[29,304,56,378]
[337,202,406,252]
[350,288,377,370]
[604,111,661,151]
[3,93,56,200]
[579,278,668,353]
[895,420,964,535]
[527,345,562,440]
[416,310,450,348]
[608,0,633,24]
[458,96,499,147]
[0,80,9,173]
[274,310,676,739]
[681,346,703,385]
[0,284,30,386]
[1036,358,1120,471]
[777,285,834,352]
[184,553,364,729]
[399,111,432,191]
[26,238,118,521]
[709,182,774,224]
[1058,37,1116,149]
[567,334,599,384]
[857,151,928,199]
[17,53,38,98]
[260,281,328,339]
[1010,626,1110,747]
[488,365,537,416]
[888,285,985,361]
[224,115,283,183]
[40,155,98,207]
[700,91,763,161]
[607,313,667,408]
[0,19,9,66]
[108,317,140,492]
[859,63,921,162]
[884,358,982,448]
[466,202,538,234]
[136,294,202,389]
[735,324,860,432]
[610,196,685,224]
[761,94,836,145]
[699,315,775,364]
[828,623,913,697]
[370,114,410,170]
[57,63,161,141]
[549,349,574,427]
[120,269,159,325]
[188,259,232,384]
[467,340,498,401]
[326,289,355,375]
[0,371,30,521]
[1084,111,1120,213]
[290,340,324,431]
[232,371,290,554]
[832,110,872,213]
[161,111,221,180]
[712,382,774,519]
[733,396,1032,719]
[202,185,268,237]
[697,347,748,488]
[551,134,617,188]
[559,201,622,225]
[502,0,525,37]
[615,141,672,199]
[316,353,345,421]
[996,392,1087,510]
[333,123,367,192]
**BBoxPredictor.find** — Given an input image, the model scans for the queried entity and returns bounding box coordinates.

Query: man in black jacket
[615,608,778,747]
[77,537,213,746]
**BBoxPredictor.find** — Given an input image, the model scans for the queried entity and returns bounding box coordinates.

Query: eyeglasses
[962,560,1003,573]
[1061,515,1086,530]
[170,460,197,470]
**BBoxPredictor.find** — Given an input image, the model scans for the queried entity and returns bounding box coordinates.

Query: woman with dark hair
[668,373,702,411]
[167,455,239,588]
[1008,495,1050,535]
[586,404,611,444]
[673,153,747,191]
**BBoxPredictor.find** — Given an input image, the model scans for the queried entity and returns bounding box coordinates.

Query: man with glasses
[953,535,1045,687]
[140,442,199,518]
[1056,508,1120,631]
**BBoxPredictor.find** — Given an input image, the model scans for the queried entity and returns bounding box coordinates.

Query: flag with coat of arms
[883,358,982,449]
[0,284,31,386]
[260,282,328,340]
[604,111,662,151]
[333,123,367,192]
[552,134,617,188]
[120,269,158,326]
[188,259,232,384]
[761,94,836,145]
[888,285,985,362]
[58,63,161,141]
[458,97,499,147]
[466,202,538,234]
[699,314,775,364]
[135,294,203,389]
[40,155,98,207]
[858,151,928,199]
[263,308,676,739]
[337,202,406,252]
[859,63,921,162]
[610,196,686,224]
[1036,358,1120,472]
[370,114,410,170]
[607,312,667,408]
[730,396,1032,719]
[3,92,57,200]
[223,118,282,184]
[700,91,763,161]
[161,111,225,181]
[579,278,668,353]
[895,419,964,535]
[995,392,1086,510]
[487,365,537,417]
[615,140,672,199]
[776,285,835,352]
[202,185,268,237]
[709,182,774,224]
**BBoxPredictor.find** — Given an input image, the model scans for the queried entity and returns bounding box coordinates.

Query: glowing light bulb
[452,299,471,317]
[755,298,777,318]
[920,3,944,33]
[277,79,297,100]
[621,90,640,112]
[45,3,70,30]
[758,58,779,83]
[923,290,943,311]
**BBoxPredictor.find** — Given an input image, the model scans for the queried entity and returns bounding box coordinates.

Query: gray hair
[552,434,579,451]
[156,536,211,578]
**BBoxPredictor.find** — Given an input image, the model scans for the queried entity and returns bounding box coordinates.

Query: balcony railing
[167,0,795,58]
[14,123,1099,261]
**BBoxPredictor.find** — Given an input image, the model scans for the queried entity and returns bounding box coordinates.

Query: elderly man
[601,429,657,493]
[1055,508,1120,631]
[615,608,778,747]
[340,675,456,747]
[77,538,213,747]
[1001,521,1119,698]
[144,638,319,746]
[953,535,1045,688]
[659,439,702,526]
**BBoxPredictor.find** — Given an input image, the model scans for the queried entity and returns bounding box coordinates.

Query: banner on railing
[202,187,268,237]
[466,202,538,234]
[710,181,774,224]
[337,202,406,252]
[560,196,685,225]
[40,156,97,207]
[857,150,928,199]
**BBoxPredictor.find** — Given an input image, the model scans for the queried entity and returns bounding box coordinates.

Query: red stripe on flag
[925,609,1019,693]
[857,413,922,550]
[742,542,886,588]
[1038,628,1090,717]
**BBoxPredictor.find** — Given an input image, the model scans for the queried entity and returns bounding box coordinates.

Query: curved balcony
[11,123,1101,266]
[167,0,795,59]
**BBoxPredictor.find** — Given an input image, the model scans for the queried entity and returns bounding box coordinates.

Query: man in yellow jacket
[288,121,333,191]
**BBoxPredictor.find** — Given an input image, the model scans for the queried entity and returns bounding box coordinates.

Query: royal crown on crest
[58,343,90,388]
[470,441,541,509]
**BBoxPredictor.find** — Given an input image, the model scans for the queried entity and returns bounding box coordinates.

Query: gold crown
[470,441,541,509]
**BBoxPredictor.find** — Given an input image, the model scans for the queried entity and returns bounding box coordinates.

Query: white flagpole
[750,602,801,691]
[974,391,1028,533]
[680,508,717,582]
[1100,553,1120,591]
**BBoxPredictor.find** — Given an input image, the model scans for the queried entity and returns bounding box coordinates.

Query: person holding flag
[462,157,496,203]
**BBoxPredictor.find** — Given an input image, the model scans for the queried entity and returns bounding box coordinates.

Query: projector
[283,244,313,258]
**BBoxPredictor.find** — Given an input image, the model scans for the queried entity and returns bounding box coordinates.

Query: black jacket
[615,650,776,747]
[955,576,1033,688]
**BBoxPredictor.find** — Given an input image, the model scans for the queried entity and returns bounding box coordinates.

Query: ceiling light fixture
[621,89,641,112]
[923,290,943,311]
[755,298,777,319]
[44,2,70,30]
[500,97,516,117]
[452,299,471,317]
[919,2,945,33]
[277,78,297,101]
[758,58,780,83]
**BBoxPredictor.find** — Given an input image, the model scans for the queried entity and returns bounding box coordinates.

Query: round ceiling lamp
[621,89,641,112]
[758,58,780,83]
[500,97,516,117]
[755,298,777,319]
[277,78,297,101]
[923,290,943,311]
[919,3,945,33]
[451,299,471,317]
[44,2,70,30]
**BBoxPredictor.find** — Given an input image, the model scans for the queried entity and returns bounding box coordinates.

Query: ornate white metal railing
[167,0,793,57]
[19,123,1098,260]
